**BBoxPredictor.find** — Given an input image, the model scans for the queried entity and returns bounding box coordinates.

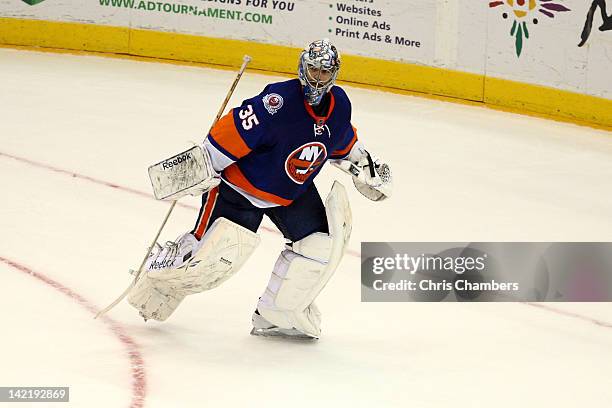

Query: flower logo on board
[489,0,571,57]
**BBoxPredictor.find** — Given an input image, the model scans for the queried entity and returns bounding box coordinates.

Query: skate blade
[250,327,318,341]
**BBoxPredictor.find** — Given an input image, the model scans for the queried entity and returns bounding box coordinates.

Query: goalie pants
[192,181,329,243]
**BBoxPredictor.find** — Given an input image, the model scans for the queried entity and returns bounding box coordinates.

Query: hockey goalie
[128,39,393,340]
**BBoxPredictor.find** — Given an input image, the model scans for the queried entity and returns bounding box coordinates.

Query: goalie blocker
[148,145,220,201]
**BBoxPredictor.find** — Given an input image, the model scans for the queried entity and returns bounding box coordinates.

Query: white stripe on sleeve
[204,138,235,173]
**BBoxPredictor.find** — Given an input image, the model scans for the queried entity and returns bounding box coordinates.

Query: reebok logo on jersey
[162,152,192,170]
[262,93,284,115]
[285,142,327,184]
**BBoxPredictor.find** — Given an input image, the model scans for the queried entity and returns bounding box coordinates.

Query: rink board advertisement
[0,0,611,126]
[0,0,435,64]
[362,243,612,302]
[485,0,612,100]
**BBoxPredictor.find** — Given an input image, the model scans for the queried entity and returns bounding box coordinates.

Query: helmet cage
[298,40,340,105]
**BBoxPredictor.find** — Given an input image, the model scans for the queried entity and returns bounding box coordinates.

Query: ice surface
[1,48,612,408]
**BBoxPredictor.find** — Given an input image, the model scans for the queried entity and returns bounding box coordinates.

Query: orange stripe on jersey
[224,164,293,206]
[210,109,251,159]
[332,127,358,157]
[304,92,336,126]
[194,186,219,239]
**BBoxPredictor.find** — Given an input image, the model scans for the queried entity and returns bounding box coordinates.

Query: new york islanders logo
[285,142,327,184]
[262,93,283,115]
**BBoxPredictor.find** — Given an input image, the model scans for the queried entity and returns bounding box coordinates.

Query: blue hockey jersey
[205,79,358,206]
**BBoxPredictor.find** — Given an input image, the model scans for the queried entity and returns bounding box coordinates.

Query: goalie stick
[95,55,252,319]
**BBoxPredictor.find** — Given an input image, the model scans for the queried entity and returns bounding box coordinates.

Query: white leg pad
[128,217,260,321]
[258,250,326,336]
[128,274,185,321]
[257,181,352,338]
[149,217,260,295]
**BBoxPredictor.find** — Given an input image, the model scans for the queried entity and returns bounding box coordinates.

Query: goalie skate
[250,310,318,341]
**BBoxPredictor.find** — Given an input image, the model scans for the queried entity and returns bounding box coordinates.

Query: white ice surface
[1,48,612,408]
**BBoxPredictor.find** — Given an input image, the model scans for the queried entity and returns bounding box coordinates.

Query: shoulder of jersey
[331,85,350,105]
[258,79,302,119]
[331,85,352,119]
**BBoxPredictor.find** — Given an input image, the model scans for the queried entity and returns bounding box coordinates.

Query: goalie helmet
[298,39,341,106]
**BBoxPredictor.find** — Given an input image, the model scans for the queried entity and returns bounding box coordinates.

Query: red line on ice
[523,302,612,329]
[0,256,147,408]
[0,150,360,257]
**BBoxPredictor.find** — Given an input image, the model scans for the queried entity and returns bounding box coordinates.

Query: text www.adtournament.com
[99,0,273,24]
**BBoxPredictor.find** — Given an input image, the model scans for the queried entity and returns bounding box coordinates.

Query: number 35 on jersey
[239,105,259,130]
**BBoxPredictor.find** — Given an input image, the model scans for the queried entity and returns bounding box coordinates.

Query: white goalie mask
[298,39,341,106]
